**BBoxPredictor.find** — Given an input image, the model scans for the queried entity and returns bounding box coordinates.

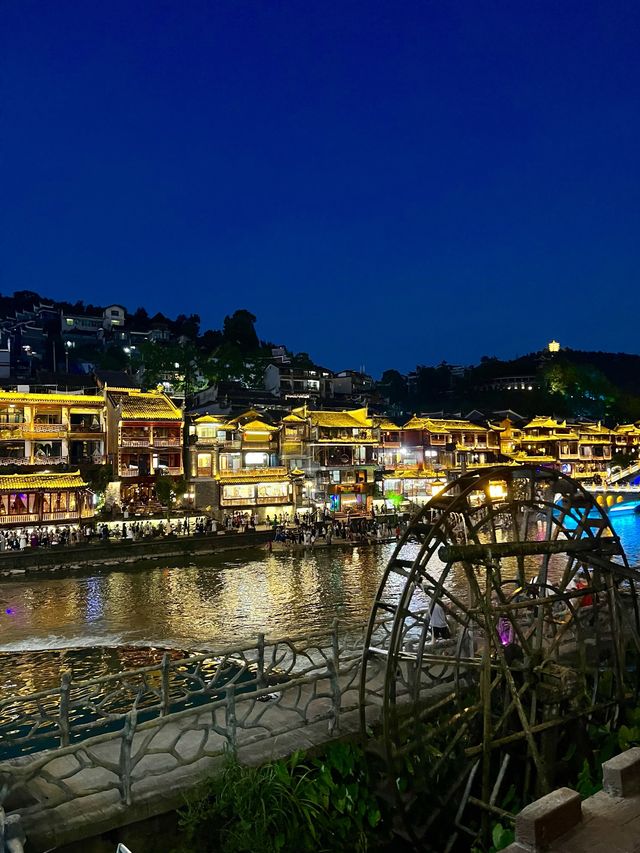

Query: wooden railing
[69,424,104,434]
[42,510,90,522]
[0,513,39,524]
[219,467,289,479]
[29,423,66,434]
[120,467,144,477]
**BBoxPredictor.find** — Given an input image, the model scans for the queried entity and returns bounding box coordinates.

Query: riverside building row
[0,386,639,525]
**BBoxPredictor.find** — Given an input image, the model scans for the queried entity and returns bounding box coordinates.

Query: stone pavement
[505,748,640,852]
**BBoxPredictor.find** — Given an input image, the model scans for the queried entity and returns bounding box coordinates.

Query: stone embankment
[0,530,399,577]
[0,530,272,576]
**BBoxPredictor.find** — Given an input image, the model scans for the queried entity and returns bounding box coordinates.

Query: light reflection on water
[0,512,638,695]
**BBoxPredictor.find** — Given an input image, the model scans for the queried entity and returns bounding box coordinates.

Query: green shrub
[173,743,381,853]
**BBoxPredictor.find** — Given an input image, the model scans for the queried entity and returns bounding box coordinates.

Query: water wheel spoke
[360,464,636,850]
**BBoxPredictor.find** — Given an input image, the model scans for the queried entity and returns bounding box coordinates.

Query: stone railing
[0,620,401,848]
[504,748,640,852]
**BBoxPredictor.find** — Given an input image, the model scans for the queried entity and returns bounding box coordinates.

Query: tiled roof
[403,417,485,433]
[309,408,373,428]
[194,414,225,424]
[0,471,88,491]
[118,391,182,421]
[520,433,579,442]
[239,420,280,433]
[523,416,565,429]
[383,468,437,480]
[225,409,263,426]
[0,391,103,405]
[376,418,401,430]
[506,452,557,464]
[577,423,612,436]
[616,424,640,435]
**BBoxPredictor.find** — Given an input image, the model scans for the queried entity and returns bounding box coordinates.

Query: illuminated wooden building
[613,423,640,456]
[106,388,183,509]
[0,390,106,468]
[188,410,295,518]
[401,417,500,469]
[278,406,380,514]
[0,471,94,525]
[376,418,403,469]
[502,416,614,480]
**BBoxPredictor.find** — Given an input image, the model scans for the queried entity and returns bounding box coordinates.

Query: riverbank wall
[0,530,272,576]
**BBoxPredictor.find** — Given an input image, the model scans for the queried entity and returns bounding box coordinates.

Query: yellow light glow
[488,482,507,500]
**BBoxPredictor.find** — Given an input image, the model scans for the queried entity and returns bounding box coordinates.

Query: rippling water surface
[1,512,639,695]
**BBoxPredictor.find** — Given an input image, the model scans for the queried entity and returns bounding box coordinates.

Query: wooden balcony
[153,438,182,447]
[1,513,40,524]
[42,510,79,521]
[120,467,144,477]
[0,424,26,439]
[69,424,105,435]
[219,466,289,479]
[0,457,30,466]
[120,438,151,448]
[30,423,66,434]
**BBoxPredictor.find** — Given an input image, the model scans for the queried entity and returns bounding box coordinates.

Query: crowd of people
[0,516,220,550]
[271,514,408,547]
[0,508,407,552]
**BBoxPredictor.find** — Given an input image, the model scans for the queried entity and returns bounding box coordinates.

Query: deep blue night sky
[2,1,640,376]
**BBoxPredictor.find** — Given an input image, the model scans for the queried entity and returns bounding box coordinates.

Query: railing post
[330,619,341,734]
[331,618,340,671]
[119,709,137,805]
[256,633,266,689]
[327,659,341,734]
[225,683,237,756]
[59,671,71,747]
[160,652,171,716]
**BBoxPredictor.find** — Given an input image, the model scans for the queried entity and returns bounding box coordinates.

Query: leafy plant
[173,743,381,853]
[576,758,601,799]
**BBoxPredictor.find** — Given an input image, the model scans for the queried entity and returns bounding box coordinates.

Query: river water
[1,513,639,695]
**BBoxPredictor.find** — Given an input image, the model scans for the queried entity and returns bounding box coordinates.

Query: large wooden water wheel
[360,465,640,851]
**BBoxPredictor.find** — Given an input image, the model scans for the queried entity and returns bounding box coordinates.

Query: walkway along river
[0,510,639,697]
